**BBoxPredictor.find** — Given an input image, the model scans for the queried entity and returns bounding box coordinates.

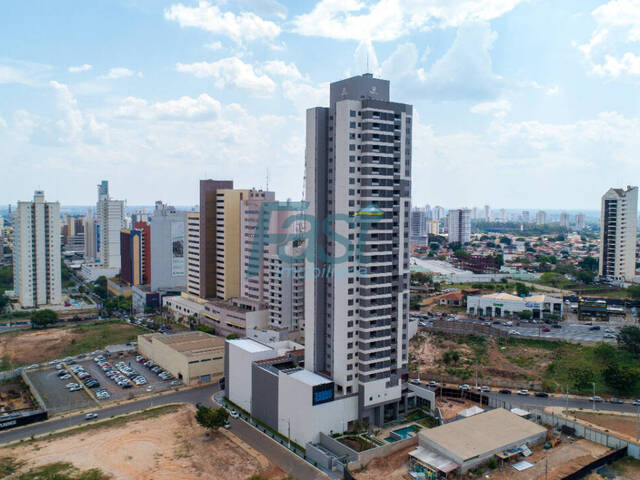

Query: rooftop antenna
[266,167,270,191]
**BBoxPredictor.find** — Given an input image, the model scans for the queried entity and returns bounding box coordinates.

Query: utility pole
[565,385,569,415]
[592,382,596,411]
[636,405,639,442]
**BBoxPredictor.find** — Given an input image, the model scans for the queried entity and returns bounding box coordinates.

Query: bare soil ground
[0,405,287,480]
[410,332,554,387]
[0,323,141,367]
[353,445,415,480]
[436,398,478,421]
[490,439,610,480]
[571,411,636,439]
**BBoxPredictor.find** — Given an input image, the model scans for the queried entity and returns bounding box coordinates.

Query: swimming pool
[391,424,421,439]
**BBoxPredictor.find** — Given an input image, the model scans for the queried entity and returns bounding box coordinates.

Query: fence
[489,398,637,457]
[560,447,627,480]
[423,374,540,391]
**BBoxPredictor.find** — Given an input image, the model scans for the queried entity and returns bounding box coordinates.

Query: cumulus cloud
[68,64,93,73]
[470,99,511,116]
[176,57,276,94]
[292,0,525,41]
[100,67,142,80]
[116,94,222,121]
[164,1,281,44]
[263,60,303,80]
[579,0,640,77]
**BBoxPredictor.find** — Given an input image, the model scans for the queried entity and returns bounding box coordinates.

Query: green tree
[578,256,598,272]
[499,237,512,245]
[195,406,229,434]
[517,310,533,320]
[627,285,640,300]
[603,363,638,394]
[575,270,595,284]
[617,326,640,356]
[31,309,59,328]
[515,282,529,297]
[442,350,460,365]
[93,276,108,300]
[0,294,8,311]
[570,367,595,391]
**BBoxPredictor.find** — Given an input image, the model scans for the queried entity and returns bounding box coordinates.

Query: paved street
[0,383,219,444]
[227,416,330,480]
[494,322,619,343]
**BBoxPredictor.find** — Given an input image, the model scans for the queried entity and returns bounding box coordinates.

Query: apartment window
[350,121,356,128]
[349,144,355,151]
[349,133,355,139]
[350,110,356,117]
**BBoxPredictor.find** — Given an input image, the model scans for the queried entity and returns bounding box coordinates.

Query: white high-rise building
[433,205,445,221]
[559,212,570,228]
[13,191,61,308]
[447,209,471,244]
[410,207,427,245]
[96,180,125,269]
[536,210,547,226]
[575,213,585,231]
[483,205,491,221]
[599,186,638,282]
[521,210,530,223]
[305,73,411,426]
[186,212,201,297]
[424,204,432,220]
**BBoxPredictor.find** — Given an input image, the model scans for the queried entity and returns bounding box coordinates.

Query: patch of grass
[0,456,25,478]
[59,321,147,357]
[14,462,110,480]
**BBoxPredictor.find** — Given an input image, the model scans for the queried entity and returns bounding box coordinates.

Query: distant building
[521,210,530,223]
[483,205,491,221]
[120,228,143,286]
[96,180,125,269]
[559,212,570,228]
[536,210,546,226]
[410,207,427,245]
[498,209,506,223]
[467,293,563,319]
[575,213,585,231]
[425,204,432,220]
[13,191,61,308]
[599,186,638,282]
[150,201,188,292]
[426,220,440,235]
[433,205,445,221]
[447,209,471,244]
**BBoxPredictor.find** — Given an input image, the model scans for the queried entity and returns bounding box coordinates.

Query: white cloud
[237,0,287,20]
[100,67,142,80]
[281,79,328,112]
[164,1,280,44]
[593,53,640,77]
[354,39,380,75]
[204,41,223,51]
[116,94,222,121]
[176,57,276,94]
[68,64,93,73]
[580,0,640,77]
[0,59,52,87]
[292,0,525,41]
[470,99,511,116]
[263,60,303,80]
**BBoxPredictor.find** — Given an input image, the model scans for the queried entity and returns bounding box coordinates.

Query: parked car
[499,389,512,395]
[604,333,616,339]
[427,381,438,388]
[517,390,529,396]
[589,396,603,402]
[410,379,421,385]
[551,324,562,329]
[542,328,551,332]
[609,398,623,404]
[229,409,239,419]
[590,325,601,331]
[632,399,640,406]
[458,384,471,391]
[85,413,98,420]
[535,392,549,398]
[479,386,491,392]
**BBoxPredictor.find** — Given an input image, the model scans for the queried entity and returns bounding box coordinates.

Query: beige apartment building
[137,331,225,385]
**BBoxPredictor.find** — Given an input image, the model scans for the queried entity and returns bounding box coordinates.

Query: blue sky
[1,0,639,210]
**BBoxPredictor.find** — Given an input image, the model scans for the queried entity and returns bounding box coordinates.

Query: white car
[229,409,239,419]
[410,379,421,385]
[517,389,529,396]
[479,386,491,392]
[458,384,471,391]
[85,412,99,420]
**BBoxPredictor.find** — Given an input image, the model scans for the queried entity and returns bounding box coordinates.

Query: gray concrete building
[305,73,412,427]
[150,201,188,291]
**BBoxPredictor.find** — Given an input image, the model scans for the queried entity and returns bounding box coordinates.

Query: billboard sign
[171,221,185,276]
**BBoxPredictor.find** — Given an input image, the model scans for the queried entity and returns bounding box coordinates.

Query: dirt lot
[353,445,415,480]
[490,439,610,480]
[410,332,555,387]
[570,411,636,439]
[436,398,479,421]
[0,321,145,369]
[0,404,287,480]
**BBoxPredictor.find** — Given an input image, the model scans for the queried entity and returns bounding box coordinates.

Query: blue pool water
[384,436,399,443]
[392,425,420,439]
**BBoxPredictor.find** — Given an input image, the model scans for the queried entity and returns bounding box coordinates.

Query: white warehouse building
[467,293,563,319]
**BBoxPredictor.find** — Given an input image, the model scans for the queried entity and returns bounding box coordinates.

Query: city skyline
[2,0,639,208]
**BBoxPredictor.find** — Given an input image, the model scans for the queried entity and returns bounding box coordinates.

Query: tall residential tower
[13,191,61,308]
[305,74,412,426]
[599,186,638,282]
[96,181,125,269]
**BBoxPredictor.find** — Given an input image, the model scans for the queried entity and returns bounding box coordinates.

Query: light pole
[565,385,569,415]
[636,405,639,442]
[592,382,596,411]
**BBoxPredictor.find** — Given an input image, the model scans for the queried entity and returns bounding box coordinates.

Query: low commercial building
[137,331,224,385]
[201,297,268,337]
[466,293,562,320]
[162,292,206,322]
[410,408,546,476]
[131,285,160,313]
[225,338,358,446]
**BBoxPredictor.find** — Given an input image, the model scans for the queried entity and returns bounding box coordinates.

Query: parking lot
[78,353,179,401]
[25,368,94,415]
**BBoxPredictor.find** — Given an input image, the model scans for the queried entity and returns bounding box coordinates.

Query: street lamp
[592,382,596,411]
